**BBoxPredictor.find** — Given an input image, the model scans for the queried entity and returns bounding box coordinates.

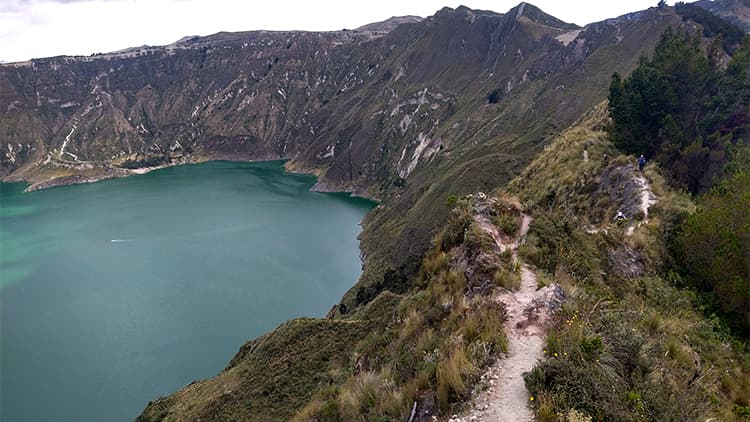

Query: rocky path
[474,214,531,254]
[635,173,656,220]
[585,166,658,236]
[452,212,562,422]
[626,172,657,236]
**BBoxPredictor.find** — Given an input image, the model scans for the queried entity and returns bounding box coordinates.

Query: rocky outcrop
[597,165,652,219]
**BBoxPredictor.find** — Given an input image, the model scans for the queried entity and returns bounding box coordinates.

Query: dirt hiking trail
[625,172,657,236]
[451,212,563,422]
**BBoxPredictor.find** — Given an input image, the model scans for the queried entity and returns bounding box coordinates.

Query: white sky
[0,0,676,63]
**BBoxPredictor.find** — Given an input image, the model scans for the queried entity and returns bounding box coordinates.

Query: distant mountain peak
[355,16,423,33]
[508,2,580,30]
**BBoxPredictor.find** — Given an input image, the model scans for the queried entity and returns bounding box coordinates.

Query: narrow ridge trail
[585,167,657,237]
[626,171,657,236]
[453,213,562,422]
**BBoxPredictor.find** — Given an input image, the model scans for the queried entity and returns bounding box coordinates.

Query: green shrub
[494,213,520,237]
[464,223,496,254]
[439,208,473,251]
[493,268,521,291]
[579,336,602,359]
[734,404,750,417]
[675,171,750,334]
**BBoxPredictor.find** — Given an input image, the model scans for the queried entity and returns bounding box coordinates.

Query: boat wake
[109,223,263,244]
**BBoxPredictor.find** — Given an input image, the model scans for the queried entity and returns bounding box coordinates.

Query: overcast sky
[1,0,675,62]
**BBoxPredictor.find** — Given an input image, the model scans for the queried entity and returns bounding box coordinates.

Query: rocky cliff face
[1,3,684,297]
[1,3,676,192]
[0,28,381,183]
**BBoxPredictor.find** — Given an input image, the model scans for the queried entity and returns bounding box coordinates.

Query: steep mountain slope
[695,0,750,32]
[506,104,749,422]
[139,104,750,421]
[0,3,683,313]
[326,3,683,312]
[2,2,716,420]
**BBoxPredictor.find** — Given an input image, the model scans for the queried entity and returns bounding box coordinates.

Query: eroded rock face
[598,165,650,218]
[1,5,680,196]
[516,283,566,335]
[608,244,646,279]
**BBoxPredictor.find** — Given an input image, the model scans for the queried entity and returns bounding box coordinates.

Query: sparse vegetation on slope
[295,199,521,420]
[506,101,749,422]
[137,317,383,421]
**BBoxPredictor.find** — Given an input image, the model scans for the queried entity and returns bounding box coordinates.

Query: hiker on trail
[637,155,646,172]
[614,211,627,222]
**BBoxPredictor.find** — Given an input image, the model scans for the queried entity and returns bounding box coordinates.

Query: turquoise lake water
[0,161,373,421]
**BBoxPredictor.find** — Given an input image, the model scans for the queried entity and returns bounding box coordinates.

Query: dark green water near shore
[0,161,373,422]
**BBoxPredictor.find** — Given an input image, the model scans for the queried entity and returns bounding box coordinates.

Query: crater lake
[0,161,374,422]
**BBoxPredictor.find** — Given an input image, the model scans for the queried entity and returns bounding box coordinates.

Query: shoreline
[20,165,176,192]
[1,158,376,421]
[5,154,382,203]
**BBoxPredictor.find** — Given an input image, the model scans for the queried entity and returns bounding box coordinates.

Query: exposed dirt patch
[586,165,657,236]
[625,172,657,236]
[608,243,645,279]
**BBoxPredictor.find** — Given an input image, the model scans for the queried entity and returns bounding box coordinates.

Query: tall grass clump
[494,212,520,237]
[437,345,475,410]
[493,267,521,291]
[299,200,511,419]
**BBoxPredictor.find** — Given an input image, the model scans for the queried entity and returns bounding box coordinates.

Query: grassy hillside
[507,105,749,421]
[137,316,389,421]
[138,101,749,421]
[136,5,750,420]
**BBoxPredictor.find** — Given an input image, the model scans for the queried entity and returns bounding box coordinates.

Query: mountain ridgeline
[2,2,749,421]
[1,2,682,312]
